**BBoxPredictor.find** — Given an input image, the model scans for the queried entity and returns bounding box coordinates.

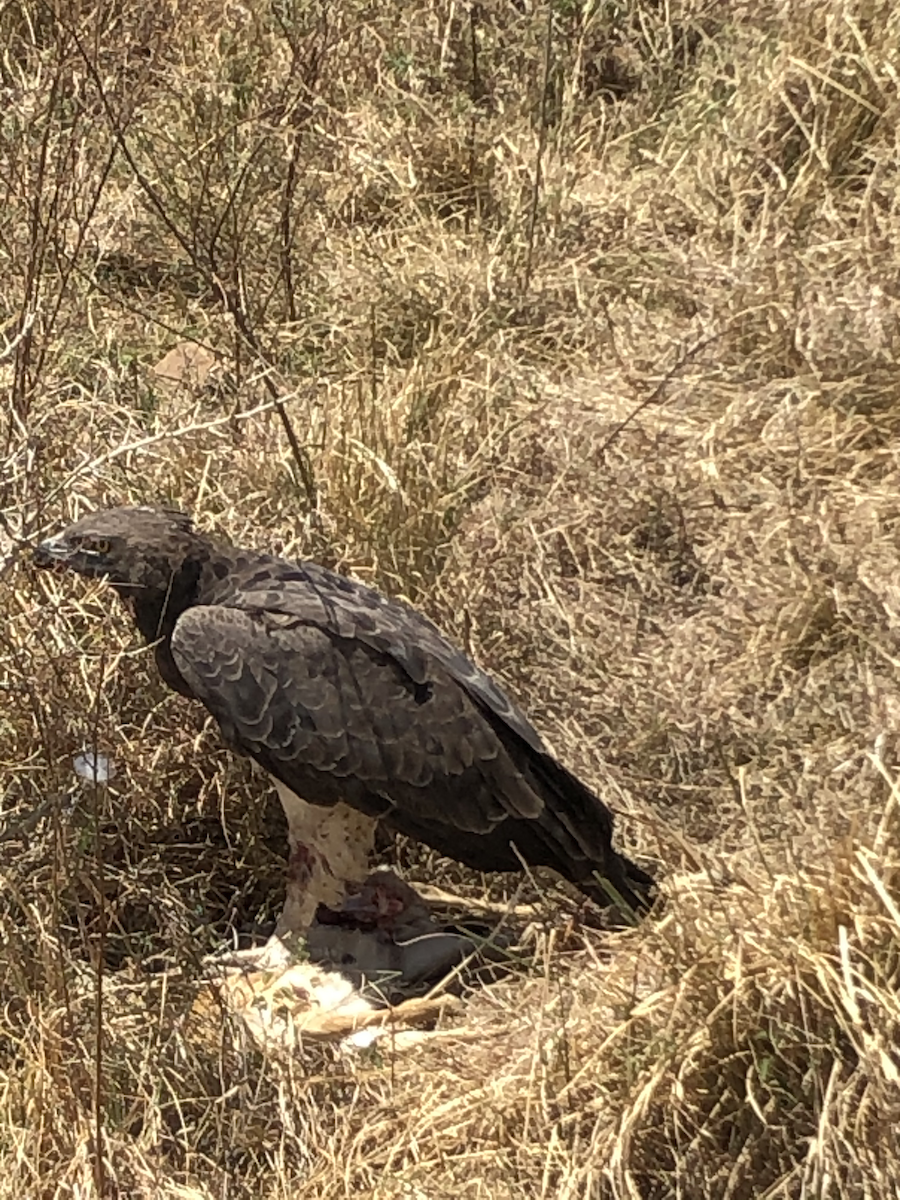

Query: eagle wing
[222,559,546,752]
[168,577,548,835]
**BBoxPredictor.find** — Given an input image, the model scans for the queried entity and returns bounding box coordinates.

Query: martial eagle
[35,506,653,955]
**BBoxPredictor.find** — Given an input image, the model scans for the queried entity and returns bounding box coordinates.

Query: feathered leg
[205,782,377,973]
[273,781,377,935]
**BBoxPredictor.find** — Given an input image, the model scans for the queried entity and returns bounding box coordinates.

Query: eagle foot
[304,870,505,994]
[203,870,503,992]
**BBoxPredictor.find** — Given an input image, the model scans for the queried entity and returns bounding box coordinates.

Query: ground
[2,0,900,1196]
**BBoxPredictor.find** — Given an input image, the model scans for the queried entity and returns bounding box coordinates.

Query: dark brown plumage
[34,505,654,919]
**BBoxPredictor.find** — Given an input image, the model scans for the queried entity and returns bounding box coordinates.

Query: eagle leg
[272,782,378,936]
[203,784,379,976]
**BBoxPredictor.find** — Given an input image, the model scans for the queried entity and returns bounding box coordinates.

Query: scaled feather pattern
[34,506,654,912]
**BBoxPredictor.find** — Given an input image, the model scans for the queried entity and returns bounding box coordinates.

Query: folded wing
[170,602,548,835]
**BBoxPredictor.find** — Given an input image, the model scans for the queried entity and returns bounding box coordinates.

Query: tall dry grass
[2,0,900,1195]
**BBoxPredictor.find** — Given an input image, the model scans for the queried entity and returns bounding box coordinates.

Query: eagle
[35,506,653,959]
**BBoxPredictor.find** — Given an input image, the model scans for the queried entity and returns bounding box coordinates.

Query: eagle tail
[574,859,657,917]
[530,752,656,916]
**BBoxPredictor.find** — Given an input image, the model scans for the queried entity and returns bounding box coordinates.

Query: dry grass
[3,0,900,1194]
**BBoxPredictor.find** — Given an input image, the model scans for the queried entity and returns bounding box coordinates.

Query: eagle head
[34,505,202,598]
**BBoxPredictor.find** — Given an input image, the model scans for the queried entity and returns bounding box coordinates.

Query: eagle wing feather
[204,559,546,752]
[170,600,545,836]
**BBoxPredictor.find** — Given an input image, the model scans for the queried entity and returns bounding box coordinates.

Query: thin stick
[522,6,554,295]
[88,653,109,1199]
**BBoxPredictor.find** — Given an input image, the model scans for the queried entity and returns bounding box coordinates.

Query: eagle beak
[34,534,113,578]
[33,534,73,569]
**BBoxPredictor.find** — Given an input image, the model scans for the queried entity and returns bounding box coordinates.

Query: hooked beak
[33,535,110,577]
[33,533,73,569]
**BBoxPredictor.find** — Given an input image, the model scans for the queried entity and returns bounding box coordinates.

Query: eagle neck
[127,555,203,646]
[122,554,204,698]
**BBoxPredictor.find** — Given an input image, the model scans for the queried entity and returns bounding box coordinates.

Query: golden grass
[3,0,900,1193]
